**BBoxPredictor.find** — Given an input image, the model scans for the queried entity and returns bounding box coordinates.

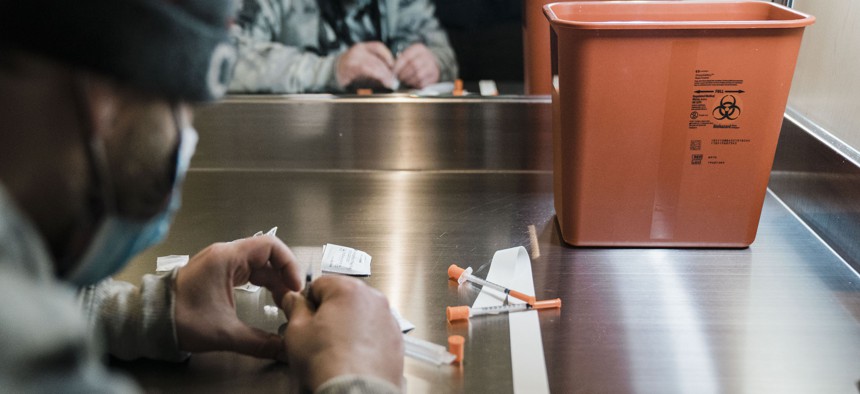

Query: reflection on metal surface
[528,224,540,260]
[770,108,860,273]
[112,99,860,393]
[192,99,553,172]
[617,251,718,394]
[221,95,550,105]
[385,171,409,314]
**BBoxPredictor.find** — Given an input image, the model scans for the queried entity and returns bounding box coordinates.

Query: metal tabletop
[113,96,860,393]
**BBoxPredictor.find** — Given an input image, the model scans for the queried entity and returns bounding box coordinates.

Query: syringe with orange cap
[448,264,537,305]
[447,299,561,322]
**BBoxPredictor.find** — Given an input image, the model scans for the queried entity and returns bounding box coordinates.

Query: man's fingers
[338,42,397,88]
[230,236,303,292]
[281,292,313,322]
[227,322,287,361]
[398,65,418,87]
[395,56,431,87]
[401,62,430,88]
[413,65,436,88]
[363,42,394,67]
[305,275,374,305]
[393,48,420,75]
[394,58,414,81]
[360,59,396,89]
[391,44,441,88]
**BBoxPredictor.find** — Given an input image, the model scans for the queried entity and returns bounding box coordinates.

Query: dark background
[435,0,524,82]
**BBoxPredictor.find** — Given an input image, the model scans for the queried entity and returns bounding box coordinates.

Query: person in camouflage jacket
[230,0,458,93]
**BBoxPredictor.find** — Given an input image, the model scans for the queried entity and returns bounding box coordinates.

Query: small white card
[479,80,499,96]
[321,243,372,276]
[156,255,188,272]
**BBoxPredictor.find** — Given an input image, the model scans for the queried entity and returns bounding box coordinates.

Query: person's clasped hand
[173,236,303,361]
[393,43,440,89]
[337,41,442,91]
[281,275,404,391]
[336,41,398,90]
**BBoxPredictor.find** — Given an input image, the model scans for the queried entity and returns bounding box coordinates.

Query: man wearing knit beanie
[0,0,402,392]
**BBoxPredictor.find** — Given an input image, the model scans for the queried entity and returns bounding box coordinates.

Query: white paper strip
[471,247,550,394]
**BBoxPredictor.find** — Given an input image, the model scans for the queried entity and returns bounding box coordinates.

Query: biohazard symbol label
[713,95,741,121]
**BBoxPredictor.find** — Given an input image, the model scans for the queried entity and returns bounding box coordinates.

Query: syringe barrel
[466,274,536,304]
[465,274,507,294]
[403,334,456,365]
[470,303,530,317]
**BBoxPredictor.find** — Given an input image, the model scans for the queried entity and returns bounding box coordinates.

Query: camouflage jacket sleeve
[0,267,142,393]
[78,269,190,362]
[389,0,458,82]
[228,0,343,94]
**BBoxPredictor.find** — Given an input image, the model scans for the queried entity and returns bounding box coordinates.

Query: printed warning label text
[688,70,745,131]
[686,70,749,167]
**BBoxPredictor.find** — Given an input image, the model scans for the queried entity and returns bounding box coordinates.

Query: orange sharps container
[545,1,814,247]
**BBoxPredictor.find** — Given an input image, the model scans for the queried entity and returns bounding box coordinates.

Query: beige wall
[788,0,860,148]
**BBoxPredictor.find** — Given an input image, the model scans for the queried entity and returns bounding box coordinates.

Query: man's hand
[281,276,404,391]
[393,43,440,89]
[174,236,303,360]
[336,42,397,90]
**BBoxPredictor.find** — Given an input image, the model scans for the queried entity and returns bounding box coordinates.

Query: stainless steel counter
[113,96,860,393]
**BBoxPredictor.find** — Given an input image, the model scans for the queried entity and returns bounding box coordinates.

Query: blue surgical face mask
[66,112,198,286]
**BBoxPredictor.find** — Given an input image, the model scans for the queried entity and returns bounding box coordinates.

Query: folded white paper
[321,243,372,276]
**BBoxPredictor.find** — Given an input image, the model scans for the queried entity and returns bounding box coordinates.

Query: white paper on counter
[478,80,499,96]
[412,81,454,96]
[471,246,550,394]
[320,243,372,276]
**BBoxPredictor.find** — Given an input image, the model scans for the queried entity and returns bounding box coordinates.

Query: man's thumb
[281,291,312,321]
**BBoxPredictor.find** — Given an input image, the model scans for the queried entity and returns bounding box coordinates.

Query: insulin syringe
[446,299,561,322]
[403,334,458,365]
[448,264,537,305]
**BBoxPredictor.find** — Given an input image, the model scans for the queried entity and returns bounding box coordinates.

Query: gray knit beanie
[0,0,236,102]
